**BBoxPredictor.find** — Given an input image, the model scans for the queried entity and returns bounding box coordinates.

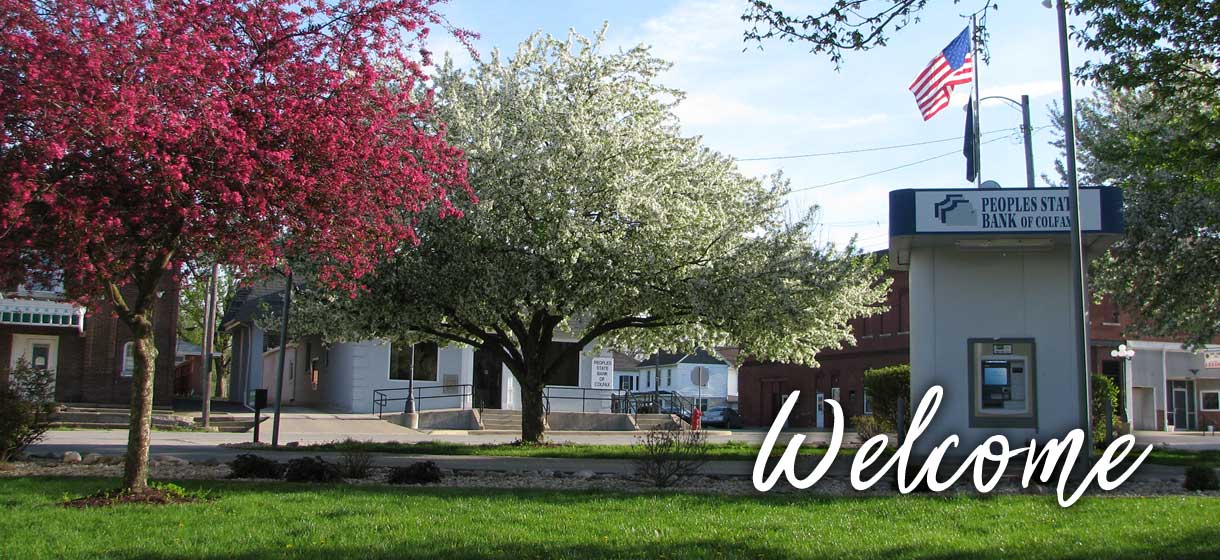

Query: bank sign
[912,189,1104,233]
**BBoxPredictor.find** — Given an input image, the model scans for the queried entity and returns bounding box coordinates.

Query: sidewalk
[27,429,1200,482]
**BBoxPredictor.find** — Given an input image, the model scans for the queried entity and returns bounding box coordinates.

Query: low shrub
[387,461,443,485]
[634,424,709,488]
[227,454,284,479]
[339,449,374,479]
[852,415,891,443]
[0,359,56,462]
[864,364,910,428]
[284,456,342,483]
[1183,465,1219,491]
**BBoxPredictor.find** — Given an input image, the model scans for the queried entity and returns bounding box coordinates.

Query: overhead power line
[788,126,1050,194]
[737,127,1020,162]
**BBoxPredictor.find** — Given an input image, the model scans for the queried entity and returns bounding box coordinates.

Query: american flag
[909,28,974,121]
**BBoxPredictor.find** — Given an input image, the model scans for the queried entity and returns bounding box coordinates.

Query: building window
[863,388,873,415]
[389,342,438,382]
[619,375,636,391]
[1202,391,1220,412]
[665,369,672,387]
[121,342,134,377]
[898,293,909,333]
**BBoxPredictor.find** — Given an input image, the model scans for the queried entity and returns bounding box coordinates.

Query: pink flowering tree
[0,0,471,489]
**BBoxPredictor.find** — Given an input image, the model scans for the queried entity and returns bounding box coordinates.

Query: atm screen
[983,365,1008,386]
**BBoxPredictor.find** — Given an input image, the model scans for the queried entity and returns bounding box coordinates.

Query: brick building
[1,282,179,406]
[738,269,909,429]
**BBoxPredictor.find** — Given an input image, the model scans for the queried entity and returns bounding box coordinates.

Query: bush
[338,449,373,479]
[1183,465,1219,491]
[634,424,709,488]
[387,461,443,484]
[864,364,910,429]
[852,415,891,443]
[284,456,342,483]
[1092,374,1120,445]
[0,359,56,462]
[227,454,284,479]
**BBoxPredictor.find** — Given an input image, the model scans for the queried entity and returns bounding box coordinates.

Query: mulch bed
[62,486,203,508]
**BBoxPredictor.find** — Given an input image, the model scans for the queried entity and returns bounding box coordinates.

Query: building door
[816,392,825,429]
[760,380,783,425]
[1173,388,1189,431]
[473,348,502,409]
[1132,387,1156,430]
[10,334,58,386]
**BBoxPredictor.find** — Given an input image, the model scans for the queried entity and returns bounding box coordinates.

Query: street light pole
[1051,0,1094,459]
[404,341,419,429]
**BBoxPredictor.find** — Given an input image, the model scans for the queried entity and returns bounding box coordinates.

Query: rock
[198,457,220,467]
[574,470,596,480]
[286,441,300,448]
[538,470,554,478]
[62,451,82,464]
[103,456,125,465]
[81,453,103,465]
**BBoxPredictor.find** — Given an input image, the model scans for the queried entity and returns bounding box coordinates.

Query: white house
[221,284,616,414]
[622,349,739,411]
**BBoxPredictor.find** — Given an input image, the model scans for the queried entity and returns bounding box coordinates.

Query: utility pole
[200,263,219,428]
[980,94,1037,189]
[1053,0,1094,459]
[1021,94,1035,188]
[271,271,292,447]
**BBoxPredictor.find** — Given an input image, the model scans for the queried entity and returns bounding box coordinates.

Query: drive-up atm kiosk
[889,186,1124,453]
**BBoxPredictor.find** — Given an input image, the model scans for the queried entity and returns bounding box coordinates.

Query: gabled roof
[635,348,727,368]
[612,351,640,371]
[220,278,286,329]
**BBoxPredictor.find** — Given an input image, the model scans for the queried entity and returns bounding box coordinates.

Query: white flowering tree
[294,29,888,442]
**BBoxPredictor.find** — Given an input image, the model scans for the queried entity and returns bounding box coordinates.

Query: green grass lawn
[1145,449,1220,469]
[1,477,1217,559]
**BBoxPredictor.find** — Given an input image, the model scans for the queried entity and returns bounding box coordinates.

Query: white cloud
[626,0,742,67]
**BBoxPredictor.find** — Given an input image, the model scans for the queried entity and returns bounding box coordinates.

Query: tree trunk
[121,314,157,490]
[519,376,546,444]
[213,361,225,398]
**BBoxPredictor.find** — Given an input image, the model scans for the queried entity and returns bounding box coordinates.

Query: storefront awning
[0,298,85,333]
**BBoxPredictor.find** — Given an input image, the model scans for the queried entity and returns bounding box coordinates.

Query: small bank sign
[912,189,1104,233]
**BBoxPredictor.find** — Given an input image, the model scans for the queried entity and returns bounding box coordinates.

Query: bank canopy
[888,187,1124,268]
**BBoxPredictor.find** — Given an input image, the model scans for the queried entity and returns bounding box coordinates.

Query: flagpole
[971,15,982,188]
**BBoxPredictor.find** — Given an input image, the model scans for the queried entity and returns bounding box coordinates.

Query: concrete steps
[478,409,523,431]
[51,404,190,430]
[634,413,685,431]
[189,413,265,433]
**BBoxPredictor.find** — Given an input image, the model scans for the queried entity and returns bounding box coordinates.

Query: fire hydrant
[691,407,702,431]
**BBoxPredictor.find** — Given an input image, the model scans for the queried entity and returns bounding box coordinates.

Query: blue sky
[429,0,1094,252]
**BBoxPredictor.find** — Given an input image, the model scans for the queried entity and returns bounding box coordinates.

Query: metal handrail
[629,389,697,421]
[371,384,473,418]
